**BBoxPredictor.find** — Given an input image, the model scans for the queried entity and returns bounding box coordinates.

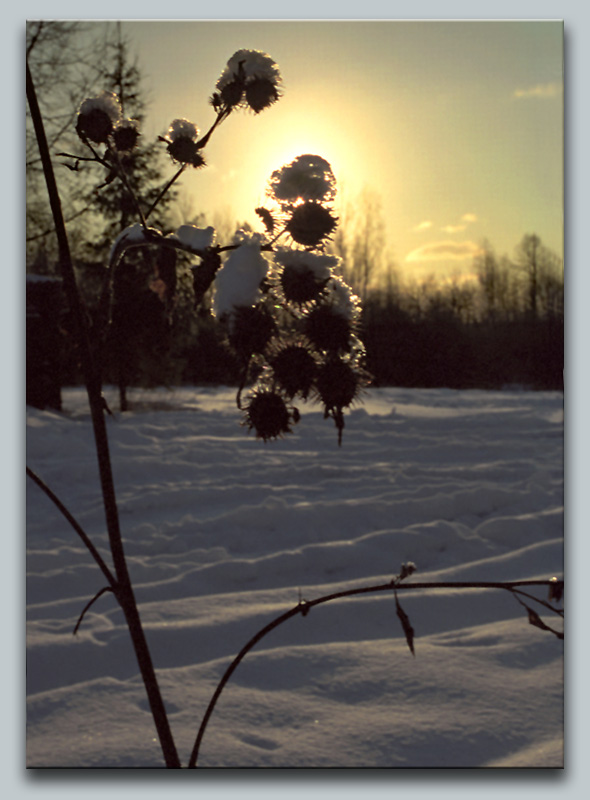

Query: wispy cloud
[412,220,433,232]
[441,224,467,234]
[513,81,562,99]
[439,213,476,234]
[405,240,482,263]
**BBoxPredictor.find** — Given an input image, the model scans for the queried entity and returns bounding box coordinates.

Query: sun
[245,109,363,212]
[181,99,365,234]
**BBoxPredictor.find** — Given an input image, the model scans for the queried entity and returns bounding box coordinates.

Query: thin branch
[510,586,564,617]
[73,586,115,635]
[26,466,117,590]
[108,146,149,229]
[188,577,563,767]
[26,204,93,243]
[145,164,186,222]
[195,107,230,150]
[55,150,105,164]
[144,106,232,224]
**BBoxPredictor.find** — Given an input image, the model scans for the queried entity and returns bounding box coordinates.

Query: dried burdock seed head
[268,155,336,205]
[228,304,277,359]
[215,49,282,113]
[270,343,318,399]
[167,140,206,168]
[76,92,122,144]
[286,202,338,248]
[281,265,328,306]
[304,305,353,353]
[164,119,205,167]
[315,358,362,411]
[245,77,280,113]
[112,119,140,153]
[273,248,338,307]
[244,390,294,441]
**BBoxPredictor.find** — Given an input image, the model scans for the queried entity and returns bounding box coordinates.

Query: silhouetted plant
[26,46,563,769]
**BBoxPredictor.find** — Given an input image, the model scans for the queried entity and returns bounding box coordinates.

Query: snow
[170,224,215,253]
[213,241,270,318]
[26,385,563,769]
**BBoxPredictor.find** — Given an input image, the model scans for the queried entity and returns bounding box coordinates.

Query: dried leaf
[255,206,275,234]
[548,577,564,604]
[395,594,415,656]
[525,604,564,640]
[192,250,222,307]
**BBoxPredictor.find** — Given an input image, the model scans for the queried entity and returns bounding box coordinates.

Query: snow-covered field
[25,385,564,769]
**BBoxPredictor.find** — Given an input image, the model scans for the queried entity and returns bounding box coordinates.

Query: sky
[114,20,563,283]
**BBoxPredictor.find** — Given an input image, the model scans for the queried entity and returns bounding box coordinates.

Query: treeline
[29,228,563,410]
[359,234,563,390]
[52,236,562,396]
[361,287,563,391]
[26,26,562,401]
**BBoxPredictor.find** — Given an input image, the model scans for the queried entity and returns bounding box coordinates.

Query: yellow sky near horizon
[117,20,563,282]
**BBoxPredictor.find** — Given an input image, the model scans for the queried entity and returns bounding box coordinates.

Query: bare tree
[331,187,387,301]
[514,234,563,322]
[514,233,542,320]
[26,21,111,268]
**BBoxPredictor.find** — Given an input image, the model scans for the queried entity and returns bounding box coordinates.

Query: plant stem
[26,466,117,589]
[145,163,186,222]
[109,146,149,229]
[188,577,562,767]
[27,59,181,769]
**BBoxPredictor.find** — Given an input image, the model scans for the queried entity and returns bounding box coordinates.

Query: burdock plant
[27,44,564,769]
[27,46,369,767]
[216,153,369,443]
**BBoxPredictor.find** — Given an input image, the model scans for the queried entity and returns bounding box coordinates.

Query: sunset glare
[118,19,563,280]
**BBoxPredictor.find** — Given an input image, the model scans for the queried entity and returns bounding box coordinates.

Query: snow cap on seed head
[168,225,216,254]
[269,155,336,205]
[76,91,122,143]
[215,49,282,113]
[323,277,361,321]
[273,247,341,306]
[167,118,199,142]
[164,118,205,167]
[273,247,340,281]
[213,231,270,319]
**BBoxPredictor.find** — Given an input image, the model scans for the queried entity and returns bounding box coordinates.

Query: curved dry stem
[73,586,115,635]
[188,577,563,767]
[26,466,117,590]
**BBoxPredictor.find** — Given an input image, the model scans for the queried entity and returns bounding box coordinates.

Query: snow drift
[26,386,564,768]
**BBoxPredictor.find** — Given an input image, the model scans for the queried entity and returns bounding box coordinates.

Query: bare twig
[145,164,186,222]
[26,466,117,590]
[73,586,115,635]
